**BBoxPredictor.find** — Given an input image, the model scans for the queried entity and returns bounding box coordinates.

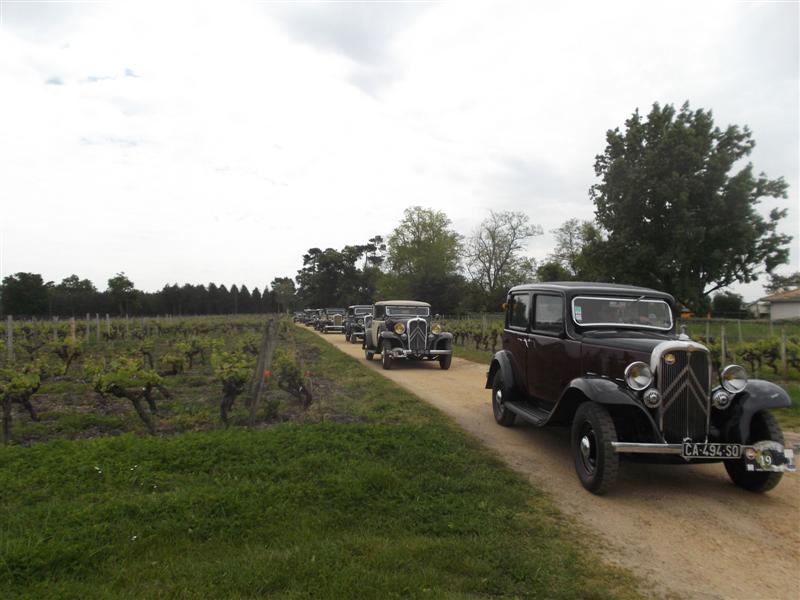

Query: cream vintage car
[363,300,453,370]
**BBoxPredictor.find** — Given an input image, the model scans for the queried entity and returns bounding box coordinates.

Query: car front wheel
[382,340,393,370]
[491,371,516,427]
[724,410,784,493]
[438,341,452,370]
[365,347,374,361]
[571,402,619,495]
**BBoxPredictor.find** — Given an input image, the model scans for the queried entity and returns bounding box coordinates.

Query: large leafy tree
[383,206,464,312]
[295,245,373,308]
[107,272,137,316]
[590,101,791,309]
[465,210,541,310]
[1,272,50,316]
[537,218,606,282]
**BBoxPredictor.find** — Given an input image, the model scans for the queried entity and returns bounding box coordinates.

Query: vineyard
[0,315,317,446]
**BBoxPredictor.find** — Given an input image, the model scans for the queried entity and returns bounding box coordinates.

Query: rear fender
[486,351,515,391]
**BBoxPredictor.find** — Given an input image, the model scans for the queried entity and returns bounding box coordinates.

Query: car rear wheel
[364,347,374,361]
[491,371,516,427]
[381,340,393,370]
[571,402,619,495]
[724,410,784,493]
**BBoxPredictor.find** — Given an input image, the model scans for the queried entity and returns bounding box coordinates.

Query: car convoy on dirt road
[297,282,797,494]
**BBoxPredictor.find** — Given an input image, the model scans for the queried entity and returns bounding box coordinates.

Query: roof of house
[761,288,800,303]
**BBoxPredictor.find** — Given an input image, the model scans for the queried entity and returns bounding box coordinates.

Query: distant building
[760,288,800,321]
[747,300,770,319]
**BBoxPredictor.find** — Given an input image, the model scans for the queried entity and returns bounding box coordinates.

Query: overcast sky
[0,0,797,301]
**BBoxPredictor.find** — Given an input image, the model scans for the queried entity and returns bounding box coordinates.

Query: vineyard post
[106,314,111,338]
[705,320,710,344]
[780,330,787,379]
[248,319,277,427]
[70,317,76,342]
[85,313,91,342]
[96,314,101,342]
[720,325,727,365]
[6,316,13,362]
[737,320,743,344]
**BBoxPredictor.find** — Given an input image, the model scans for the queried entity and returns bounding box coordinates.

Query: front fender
[432,332,453,349]
[379,331,403,343]
[729,380,791,442]
[486,350,514,390]
[552,377,662,439]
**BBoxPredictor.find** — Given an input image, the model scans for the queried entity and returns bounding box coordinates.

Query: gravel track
[314,328,800,600]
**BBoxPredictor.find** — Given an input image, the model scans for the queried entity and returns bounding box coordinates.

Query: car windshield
[385,306,430,317]
[572,296,673,330]
[355,307,371,315]
[326,309,344,314]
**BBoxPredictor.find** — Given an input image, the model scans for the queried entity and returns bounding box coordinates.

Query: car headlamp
[624,361,653,391]
[393,322,406,335]
[431,323,442,335]
[720,365,747,394]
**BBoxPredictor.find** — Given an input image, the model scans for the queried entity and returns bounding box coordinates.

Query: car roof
[374,300,431,307]
[347,304,373,309]
[508,281,674,303]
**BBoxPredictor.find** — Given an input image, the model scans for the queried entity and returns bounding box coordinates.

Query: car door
[502,292,532,395]
[527,293,576,407]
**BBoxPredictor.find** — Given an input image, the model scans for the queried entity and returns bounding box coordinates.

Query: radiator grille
[333,314,343,326]
[407,318,427,353]
[658,350,710,443]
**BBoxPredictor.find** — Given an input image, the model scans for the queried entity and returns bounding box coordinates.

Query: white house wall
[770,302,800,321]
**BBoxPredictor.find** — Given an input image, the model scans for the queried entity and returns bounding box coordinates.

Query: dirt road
[313,329,800,600]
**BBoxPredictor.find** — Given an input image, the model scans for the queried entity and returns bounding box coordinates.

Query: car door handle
[517,337,530,348]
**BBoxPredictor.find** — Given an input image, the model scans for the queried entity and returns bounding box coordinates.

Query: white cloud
[0,0,796,302]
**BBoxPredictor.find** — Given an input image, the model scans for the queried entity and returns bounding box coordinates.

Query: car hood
[580,336,667,354]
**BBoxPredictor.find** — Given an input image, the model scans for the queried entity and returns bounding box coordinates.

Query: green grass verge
[453,345,493,365]
[0,325,641,599]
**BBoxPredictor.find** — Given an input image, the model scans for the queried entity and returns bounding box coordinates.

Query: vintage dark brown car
[486,282,796,494]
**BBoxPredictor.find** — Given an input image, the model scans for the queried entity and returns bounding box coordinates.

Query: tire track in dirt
[312,328,800,600]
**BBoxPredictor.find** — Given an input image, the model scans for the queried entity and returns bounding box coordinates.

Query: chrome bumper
[391,348,452,358]
[611,441,797,472]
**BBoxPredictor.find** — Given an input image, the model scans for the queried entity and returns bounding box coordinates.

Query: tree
[764,271,800,295]
[590,101,792,310]
[383,207,464,312]
[271,277,297,312]
[1,273,49,316]
[711,291,745,318]
[465,210,541,310]
[107,272,136,316]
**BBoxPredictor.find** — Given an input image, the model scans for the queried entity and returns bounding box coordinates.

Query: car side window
[534,295,564,333]
[508,294,531,330]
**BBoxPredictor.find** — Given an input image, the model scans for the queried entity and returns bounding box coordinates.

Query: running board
[505,402,551,426]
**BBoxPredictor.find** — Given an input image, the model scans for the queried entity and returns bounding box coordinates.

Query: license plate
[682,442,742,459]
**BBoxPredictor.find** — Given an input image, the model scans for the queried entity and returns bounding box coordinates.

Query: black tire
[725,410,784,493]
[365,348,374,361]
[491,371,516,427]
[571,402,619,495]
[438,340,452,370]
[382,340,393,370]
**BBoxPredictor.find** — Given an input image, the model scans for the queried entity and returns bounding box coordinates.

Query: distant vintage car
[344,304,373,344]
[363,300,453,370]
[306,309,322,328]
[292,311,305,323]
[318,308,346,333]
[486,282,796,494]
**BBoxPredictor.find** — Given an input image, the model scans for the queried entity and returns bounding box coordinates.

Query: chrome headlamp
[720,365,747,394]
[431,323,442,335]
[393,322,406,335]
[624,361,653,391]
[712,390,732,410]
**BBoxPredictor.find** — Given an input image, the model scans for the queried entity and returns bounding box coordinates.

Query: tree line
[0,272,298,318]
[2,101,795,317]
